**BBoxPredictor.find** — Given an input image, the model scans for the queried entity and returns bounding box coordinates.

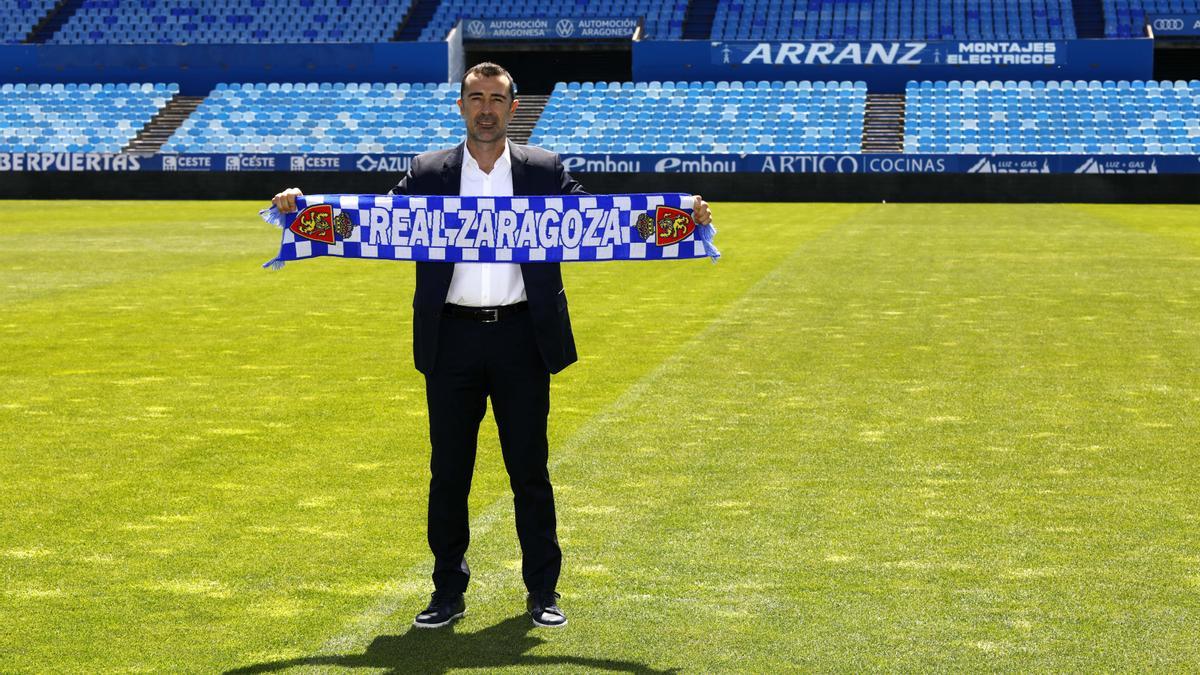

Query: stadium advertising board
[634,39,1153,93]
[461,17,638,40]
[0,152,145,172]
[717,41,1065,67]
[4,153,1198,174]
[1147,14,1200,36]
[558,154,1198,174]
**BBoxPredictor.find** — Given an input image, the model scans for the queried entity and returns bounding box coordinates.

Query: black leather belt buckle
[443,303,525,322]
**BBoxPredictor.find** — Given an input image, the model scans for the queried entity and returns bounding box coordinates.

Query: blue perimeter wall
[0,43,450,95]
[634,39,1153,92]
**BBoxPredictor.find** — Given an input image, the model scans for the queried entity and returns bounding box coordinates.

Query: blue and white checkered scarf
[260,193,719,269]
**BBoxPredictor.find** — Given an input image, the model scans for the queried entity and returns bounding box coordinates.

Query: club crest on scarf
[634,207,696,246]
[290,204,333,243]
[334,212,354,238]
[290,204,356,244]
[654,206,695,246]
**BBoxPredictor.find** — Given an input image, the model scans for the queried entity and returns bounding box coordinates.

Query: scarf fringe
[259,206,286,229]
[260,206,289,268]
[697,224,721,262]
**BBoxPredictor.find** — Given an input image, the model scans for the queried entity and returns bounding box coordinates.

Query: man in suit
[273,62,713,629]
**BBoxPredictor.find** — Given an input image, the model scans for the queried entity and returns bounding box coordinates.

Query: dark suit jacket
[389,142,587,375]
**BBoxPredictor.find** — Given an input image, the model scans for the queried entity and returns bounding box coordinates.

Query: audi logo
[1152,18,1185,31]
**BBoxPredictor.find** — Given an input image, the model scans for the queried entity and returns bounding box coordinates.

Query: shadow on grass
[225,614,677,674]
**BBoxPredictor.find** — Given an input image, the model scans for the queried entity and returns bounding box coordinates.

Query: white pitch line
[316,213,855,656]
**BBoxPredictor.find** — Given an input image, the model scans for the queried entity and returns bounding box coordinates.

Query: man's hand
[272,187,304,214]
[692,195,713,225]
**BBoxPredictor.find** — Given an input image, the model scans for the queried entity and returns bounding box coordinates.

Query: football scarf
[260,193,719,269]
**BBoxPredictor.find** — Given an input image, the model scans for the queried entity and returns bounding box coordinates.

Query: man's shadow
[225,614,677,674]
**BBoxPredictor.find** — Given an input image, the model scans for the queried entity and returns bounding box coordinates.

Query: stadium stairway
[394,0,440,41]
[508,94,548,145]
[682,0,719,39]
[23,0,81,43]
[123,94,205,154]
[861,93,906,153]
[1073,0,1108,38]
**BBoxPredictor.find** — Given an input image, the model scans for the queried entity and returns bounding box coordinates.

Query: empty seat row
[533,80,866,154]
[1,0,57,43]
[0,81,173,152]
[2,80,1198,157]
[2,82,178,93]
[46,0,410,43]
[905,79,1200,154]
[18,0,1198,43]
[713,0,1076,41]
[1104,0,1200,37]
[161,81,461,154]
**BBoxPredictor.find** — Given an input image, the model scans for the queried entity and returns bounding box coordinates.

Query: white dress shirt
[446,141,527,307]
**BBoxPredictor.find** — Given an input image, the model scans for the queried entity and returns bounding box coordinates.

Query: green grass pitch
[2,200,1199,672]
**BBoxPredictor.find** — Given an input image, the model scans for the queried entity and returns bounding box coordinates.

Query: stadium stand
[711,0,1077,40]
[2,0,58,43]
[529,80,867,154]
[159,82,461,153]
[5,78,1198,158]
[46,0,411,44]
[0,82,175,152]
[904,80,1200,154]
[1103,0,1200,36]
[417,0,689,40]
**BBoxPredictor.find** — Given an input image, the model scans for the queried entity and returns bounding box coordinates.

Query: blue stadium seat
[45,0,413,43]
[2,0,58,43]
[1103,0,1200,37]
[0,81,173,152]
[528,80,866,154]
[904,80,1200,154]
[711,0,1076,40]
[161,81,461,154]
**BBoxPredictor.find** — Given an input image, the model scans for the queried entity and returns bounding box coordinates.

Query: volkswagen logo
[555,19,575,37]
[1152,18,1184,31]
[466,20,486,37]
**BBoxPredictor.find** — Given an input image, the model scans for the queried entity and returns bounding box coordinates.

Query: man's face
[458,74,518,144]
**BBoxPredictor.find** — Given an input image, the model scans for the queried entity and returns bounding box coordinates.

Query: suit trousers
[424,310,562,596]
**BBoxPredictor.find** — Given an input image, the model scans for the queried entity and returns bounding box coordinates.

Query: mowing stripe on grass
[314,207,868,655]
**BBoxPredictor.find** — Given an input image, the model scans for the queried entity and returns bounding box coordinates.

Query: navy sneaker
[527,591,567,628]
[413,592,465,628]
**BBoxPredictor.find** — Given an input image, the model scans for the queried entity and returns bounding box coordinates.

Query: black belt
[442,301,529,323]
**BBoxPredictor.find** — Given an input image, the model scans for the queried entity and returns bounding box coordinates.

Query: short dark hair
[460,62,517,100]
